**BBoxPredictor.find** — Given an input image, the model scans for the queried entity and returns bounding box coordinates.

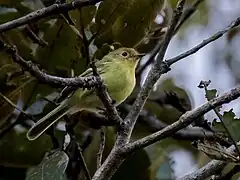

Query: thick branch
[0,0,102,33]
[0,40,101,87]
[178,145,236,180]
[124,86,240,154]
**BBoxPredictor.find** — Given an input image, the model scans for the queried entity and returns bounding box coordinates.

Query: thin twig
[0,0,102,33]
[0,93,36,138]
[0,40,102,88]
[178,145,236,180]
[24,25,48,47]
[166,17,240,65]
[0,92,35,121]
[97,128,105,169]
[136,0,204,76]
[77,144,92,180]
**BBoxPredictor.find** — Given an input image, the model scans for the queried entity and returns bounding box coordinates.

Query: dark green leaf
[26,151,69,180]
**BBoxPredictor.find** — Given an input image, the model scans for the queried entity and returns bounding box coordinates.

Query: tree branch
[137,0,205,76]
[138,108,229,145]
[178,145,236,180]
[0,0,102,33]
[0,40,101,87]
[167,17,240,65]
[123,86,240,154]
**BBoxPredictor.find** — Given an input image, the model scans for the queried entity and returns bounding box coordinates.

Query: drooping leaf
[26,150,69,180]
[95,0,133,34]
[35,18,86,76]
[112,0,165,47]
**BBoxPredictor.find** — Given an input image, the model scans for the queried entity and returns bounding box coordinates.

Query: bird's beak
[136,53,146,58]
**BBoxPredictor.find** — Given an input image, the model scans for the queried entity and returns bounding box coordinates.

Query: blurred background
[0,0,240,179]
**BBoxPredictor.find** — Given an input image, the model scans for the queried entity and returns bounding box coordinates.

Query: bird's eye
[121,51,129,58]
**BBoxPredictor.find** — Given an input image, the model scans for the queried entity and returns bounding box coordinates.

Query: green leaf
[0,130,52,167]
[112,0,165,47]
[95,0,133,34]
[83,128,116,176]
[112,149,151,180]
[205,89,217,100]
[0,51,37,124]
[35,19,86,76]
[212,109,240,143]
[26,151,69,180]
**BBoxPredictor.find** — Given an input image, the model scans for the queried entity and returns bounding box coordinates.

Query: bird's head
[105,47,145,68]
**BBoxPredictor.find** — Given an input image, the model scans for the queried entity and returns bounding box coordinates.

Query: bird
[27,47,143,140]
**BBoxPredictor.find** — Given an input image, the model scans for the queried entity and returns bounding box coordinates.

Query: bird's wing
[58,60,107,102]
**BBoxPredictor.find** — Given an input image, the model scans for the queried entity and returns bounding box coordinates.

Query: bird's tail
[27,99,70,141]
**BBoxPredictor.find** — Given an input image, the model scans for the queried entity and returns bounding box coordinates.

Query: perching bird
[27,48,143,140]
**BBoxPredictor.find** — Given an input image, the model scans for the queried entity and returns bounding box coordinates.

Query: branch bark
[178,145,236,180]
[0,40,101,88]
[124,86,240,154]
[0,0,102,33]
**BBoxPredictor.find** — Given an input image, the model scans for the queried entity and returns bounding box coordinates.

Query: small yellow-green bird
[27,48,143,140]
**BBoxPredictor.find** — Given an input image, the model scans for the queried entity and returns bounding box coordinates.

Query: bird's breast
[101,64,135,105]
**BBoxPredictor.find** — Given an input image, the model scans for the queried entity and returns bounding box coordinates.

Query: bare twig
[0,0,102,33]
[178,145,236,180]
[97,128,105,169]
[167,17,240,65]
[123,86,240,154]
[0,40,102,88]
[78,144,91,180]
[24,25,48,47]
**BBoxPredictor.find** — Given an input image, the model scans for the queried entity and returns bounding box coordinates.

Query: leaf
[0,8,20,24]
[136,1,172,53]
[83,127,116,176]
[205,89,217,100]
[26,151,69,180]
[0,51,37,124]
[69,6,97,28]
[95,0,133,34]
[212,109,240,143]
[0,130,52,167]
[112,0,165,47]
[112,149,151,180]
[35,19,86,76]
